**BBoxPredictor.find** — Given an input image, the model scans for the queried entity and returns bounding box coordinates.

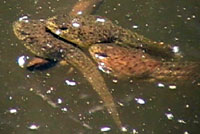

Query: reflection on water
[0,0,200,134]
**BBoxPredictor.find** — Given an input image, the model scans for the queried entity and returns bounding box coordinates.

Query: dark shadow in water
[26,59,57,71]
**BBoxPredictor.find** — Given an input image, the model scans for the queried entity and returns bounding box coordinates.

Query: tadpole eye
[97,53,108,58]
[60,27,68,30]
[95,53,108,59]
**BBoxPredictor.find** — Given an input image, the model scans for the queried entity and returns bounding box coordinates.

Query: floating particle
[157,83,165,87]
[29,88,34,91]
[72,22,80,27]
[28,124,40,130]
[39,19,45,22]
[9,108,17,114]
[96,18,106,23]
[55,29,61,35]
[121,126,128,132]
[26,75,30,78]
[46,73,51,77]
[118,102,124,107]
[89,105,104,113]
[174,37,179,41]
[57,98,62,104]
[169,85,177,90]
[132,25,138,29]
[132,129,139,134]
[187,17,191,20]
[46,90,52,94]
[177,15,182,18]
[112,79,118,83]
[135,98,145,105]
[177,119,186,124]
[192,15,196,18]
[17,55,29,68]
[65,80,77,86]
[19,16,29,22]
[100,126,111,132]
[172,46,179,53]
[77,11,82,15]
[165,113,174,120]
[184,131,189,134]
[185,104,189,108]
[61,107,68,112]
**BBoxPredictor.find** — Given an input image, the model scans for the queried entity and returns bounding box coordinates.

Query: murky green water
[0,0,200,134]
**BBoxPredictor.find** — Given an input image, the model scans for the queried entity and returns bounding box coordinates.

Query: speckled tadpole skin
[89,44,200,81]
[46,14,177,59]
[13,20,122,128]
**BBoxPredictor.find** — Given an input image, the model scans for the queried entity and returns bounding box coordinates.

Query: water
[0,0,200,134]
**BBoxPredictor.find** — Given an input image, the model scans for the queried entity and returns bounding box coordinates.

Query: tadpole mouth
[13,21,27,40]
[46,18,60,32]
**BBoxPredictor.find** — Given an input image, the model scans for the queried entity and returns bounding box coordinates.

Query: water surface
[0,0,200,134]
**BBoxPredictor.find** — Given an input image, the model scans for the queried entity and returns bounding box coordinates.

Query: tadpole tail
[151,62,200,81]
[70,0,104,16]
[118,28,181,59]
[64,47,122,128]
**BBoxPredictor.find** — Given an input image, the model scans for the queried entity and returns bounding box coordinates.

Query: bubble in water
[28,124,40,130]
[96,18,106,23]
[65,80,77,86]
[57,98,63,104]
[55,29,61,35]
[100,126,111,132]
[157,83,165,88]
[132,25,138,29]
[9,108,17,114]
[135,98,146,105]
[19,16,29,23]
[169,85,176,90]
[172,46,179,53]
[17,55,29,68]
[165,113,174,120]
[72,22,80,27]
